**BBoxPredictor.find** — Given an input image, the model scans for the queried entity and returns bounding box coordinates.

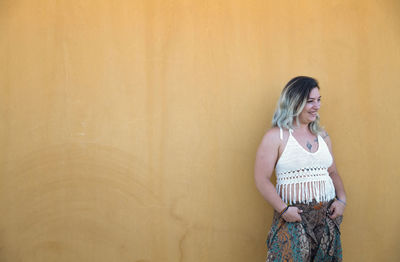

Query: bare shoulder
[258,127,281,151]
[255,127,282,166]
[262,127,281,143]
[266,126,281,138]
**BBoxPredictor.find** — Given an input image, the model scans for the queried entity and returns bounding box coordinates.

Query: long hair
[272,76,323,134]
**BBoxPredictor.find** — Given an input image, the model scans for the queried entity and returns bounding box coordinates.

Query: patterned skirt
[266,199,343,262]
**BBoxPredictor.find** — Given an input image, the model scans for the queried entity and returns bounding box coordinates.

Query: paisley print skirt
[266,199,343,262]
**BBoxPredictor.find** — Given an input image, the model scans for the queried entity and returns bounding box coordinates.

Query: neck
[294,122,310,133]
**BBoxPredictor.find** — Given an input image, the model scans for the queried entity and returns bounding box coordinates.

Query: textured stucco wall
[0,1,399,261]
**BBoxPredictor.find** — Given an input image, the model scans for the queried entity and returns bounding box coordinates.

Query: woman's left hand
[329,200,345,219]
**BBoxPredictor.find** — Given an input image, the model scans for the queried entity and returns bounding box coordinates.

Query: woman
[254,76,346,261]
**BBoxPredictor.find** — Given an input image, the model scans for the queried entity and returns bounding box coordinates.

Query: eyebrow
[308,96,322,100]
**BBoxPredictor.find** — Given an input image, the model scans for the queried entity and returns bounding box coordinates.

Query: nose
[313,101,320,110]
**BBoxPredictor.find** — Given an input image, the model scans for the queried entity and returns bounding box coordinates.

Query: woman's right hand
[281,206,303,222]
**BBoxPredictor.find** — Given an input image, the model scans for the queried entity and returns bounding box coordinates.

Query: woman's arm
[322,131,347,218]
[254,128,302,222]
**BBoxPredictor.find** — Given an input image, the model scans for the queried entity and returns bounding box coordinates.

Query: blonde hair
[272,76,323,134]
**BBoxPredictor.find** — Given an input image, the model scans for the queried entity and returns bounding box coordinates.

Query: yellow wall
[1,0,399,261]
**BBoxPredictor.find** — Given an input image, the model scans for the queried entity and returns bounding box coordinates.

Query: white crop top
[275,128,336,204]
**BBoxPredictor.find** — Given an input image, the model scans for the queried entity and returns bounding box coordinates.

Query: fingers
[330,207,344,219]
[329,204,335,214]
[295,207,302,221]
[296,208,302,221]
[330,205,342,219]
[287,214,302,222]
[282,207,302,222]
[329,202,344,219]
[330,210,339,219]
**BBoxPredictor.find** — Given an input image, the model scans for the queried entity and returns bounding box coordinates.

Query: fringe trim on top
[276,169,336,204]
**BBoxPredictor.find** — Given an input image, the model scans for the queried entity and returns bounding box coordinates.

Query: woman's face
[299,87,321,124]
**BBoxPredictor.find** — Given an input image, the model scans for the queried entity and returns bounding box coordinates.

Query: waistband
[289,199,334,212]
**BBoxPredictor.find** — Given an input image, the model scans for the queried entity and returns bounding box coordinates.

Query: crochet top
[275,128,336,204]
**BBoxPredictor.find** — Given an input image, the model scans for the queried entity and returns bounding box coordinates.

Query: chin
[309,117,317,122]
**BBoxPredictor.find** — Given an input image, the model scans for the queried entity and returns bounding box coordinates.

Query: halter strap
[279,127,294,140]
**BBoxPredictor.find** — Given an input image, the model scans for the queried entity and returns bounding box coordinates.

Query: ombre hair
[272,76,323,134]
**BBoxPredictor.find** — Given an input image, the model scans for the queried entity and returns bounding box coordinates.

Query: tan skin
[254,88,346,222]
